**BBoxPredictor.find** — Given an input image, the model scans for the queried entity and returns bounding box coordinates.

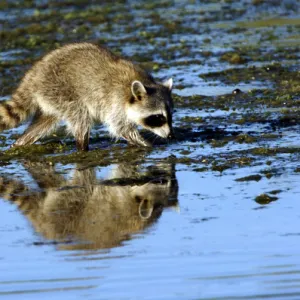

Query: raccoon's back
[28,43,151,99]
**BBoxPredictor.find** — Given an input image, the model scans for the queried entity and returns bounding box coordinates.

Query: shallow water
[1,160,300,299]
[0,0,300,299]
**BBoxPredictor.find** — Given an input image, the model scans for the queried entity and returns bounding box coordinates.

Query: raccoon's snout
[167,129,175,140]
[142,114,174,139]
[167,133,173,139]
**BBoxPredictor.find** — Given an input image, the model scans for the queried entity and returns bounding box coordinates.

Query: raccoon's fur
[0,43,174,150]
[0,163,178,250]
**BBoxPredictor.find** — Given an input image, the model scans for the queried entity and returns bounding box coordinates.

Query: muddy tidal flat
[0,0,300,299]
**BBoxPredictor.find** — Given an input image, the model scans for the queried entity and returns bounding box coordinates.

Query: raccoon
[0,163,178,250]
[0,43,174,150]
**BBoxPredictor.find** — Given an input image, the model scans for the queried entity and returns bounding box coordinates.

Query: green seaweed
[255,194,278,205]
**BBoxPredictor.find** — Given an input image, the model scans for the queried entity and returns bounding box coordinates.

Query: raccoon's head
[127,78,174,139]
[131,176,174,220]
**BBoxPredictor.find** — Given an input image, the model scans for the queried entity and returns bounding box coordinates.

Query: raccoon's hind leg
[75,129,90,152]
[67,120,90,151]
[65,109,91,151]
[13,111,58,147]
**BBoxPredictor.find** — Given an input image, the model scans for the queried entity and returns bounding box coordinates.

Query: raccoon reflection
[0,163,178,250]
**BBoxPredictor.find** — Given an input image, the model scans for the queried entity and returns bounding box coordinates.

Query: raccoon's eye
[151,178,168,184]
[144,114,166,128]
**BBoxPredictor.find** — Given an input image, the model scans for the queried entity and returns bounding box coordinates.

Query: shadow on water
[0,162,178,251]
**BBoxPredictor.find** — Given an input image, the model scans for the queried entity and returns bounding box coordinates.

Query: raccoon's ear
[131,81,147,100]
[162,78,173,91]
[138,199,154,220]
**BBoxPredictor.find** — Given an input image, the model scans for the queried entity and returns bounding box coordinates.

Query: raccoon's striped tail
[0,95,34,131]
[0,176,39,212]
[0,176,29,204]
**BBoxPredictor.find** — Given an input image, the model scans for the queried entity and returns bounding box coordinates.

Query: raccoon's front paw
[128,139,152,148]
[10,142,19,148]
[122,132,152,148]
[139,139,152,148]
